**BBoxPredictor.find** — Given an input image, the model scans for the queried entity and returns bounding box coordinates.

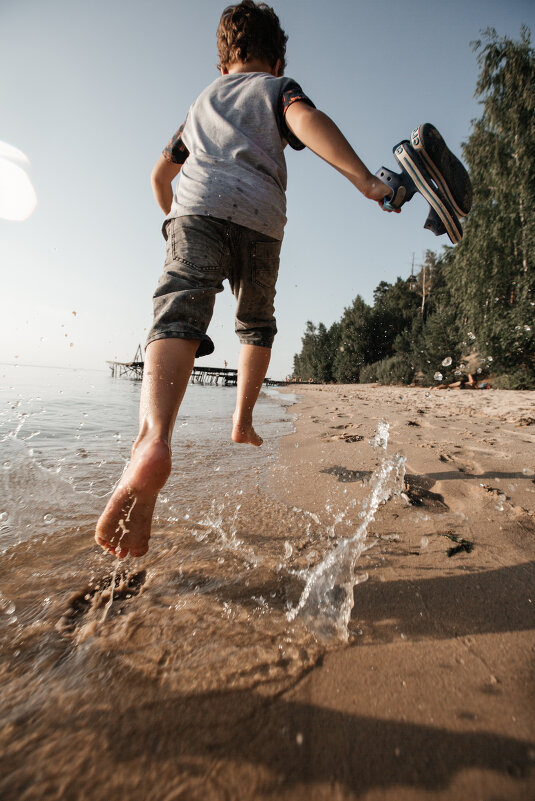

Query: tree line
[293,28,535,390]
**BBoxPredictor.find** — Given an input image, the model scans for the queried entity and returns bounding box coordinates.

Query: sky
[1,0,533,380]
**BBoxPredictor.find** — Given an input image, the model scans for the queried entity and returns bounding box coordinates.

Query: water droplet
[420,536,429,548]
[0,597,16,616]
[441,357,452,367]
[467,332,476,340]
[43,514,55,524]
[3,461,11,470]
[0,511,9,523]
[434,372,443,381]
[487,356,493,362]
[296,732,304,746]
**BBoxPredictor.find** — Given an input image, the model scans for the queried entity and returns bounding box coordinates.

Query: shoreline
[264,383,535,799]
[2,382,534,801]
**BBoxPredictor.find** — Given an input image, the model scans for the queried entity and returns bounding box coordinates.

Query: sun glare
[0,141,37,221]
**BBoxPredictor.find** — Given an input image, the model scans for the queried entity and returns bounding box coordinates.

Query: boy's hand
[379,194,402,213]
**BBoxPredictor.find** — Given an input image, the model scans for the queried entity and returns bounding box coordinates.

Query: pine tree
[332,296,372,383]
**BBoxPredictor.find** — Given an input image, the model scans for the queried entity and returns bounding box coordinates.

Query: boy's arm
[151,155,181,215]
[284,102,393,205]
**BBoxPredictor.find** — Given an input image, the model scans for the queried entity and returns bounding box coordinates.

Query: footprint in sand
[403,474,449,512]
[56,570,146,636]
[321,465,372,484]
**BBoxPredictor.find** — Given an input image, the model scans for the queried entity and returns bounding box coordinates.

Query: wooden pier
[107,345,144,380]
[191,365,238,386]
[107,347,285,386]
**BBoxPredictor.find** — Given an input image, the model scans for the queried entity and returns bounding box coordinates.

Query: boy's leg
[95,337,199,558]
[232,343,271,446]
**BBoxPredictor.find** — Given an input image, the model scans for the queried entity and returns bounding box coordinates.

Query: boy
[95,0,394,559]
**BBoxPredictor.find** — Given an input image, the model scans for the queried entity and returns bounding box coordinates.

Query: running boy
[95,0,394,558]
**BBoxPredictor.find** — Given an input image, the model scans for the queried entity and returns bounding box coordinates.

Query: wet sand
[2,384,535,800]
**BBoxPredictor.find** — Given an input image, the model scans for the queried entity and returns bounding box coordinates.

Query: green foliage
[493,369,535,390]
[411,303,463,384]
[293,320,340,382]
[446,27,535,379]
[360,354,415,385]
[332,296,372,383]
[292,29,535,389]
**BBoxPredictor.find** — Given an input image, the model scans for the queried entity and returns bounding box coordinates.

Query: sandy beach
[1,382,535,801]
[267,384,535,800]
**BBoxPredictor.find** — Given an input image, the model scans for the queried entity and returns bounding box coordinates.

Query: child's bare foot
[95,437,171,558]
[231,414,263,446]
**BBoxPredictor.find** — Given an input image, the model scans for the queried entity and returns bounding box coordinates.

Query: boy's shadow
[55,561,535,797]
[352,559,535,642]
[73,682,533,796]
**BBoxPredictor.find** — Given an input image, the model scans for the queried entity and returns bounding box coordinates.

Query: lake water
[0,364,405,800]
[0,364,295,554]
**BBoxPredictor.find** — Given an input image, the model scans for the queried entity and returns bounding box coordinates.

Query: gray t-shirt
[162,73,314,240]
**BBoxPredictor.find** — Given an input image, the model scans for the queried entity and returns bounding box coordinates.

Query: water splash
[288,422,405,641]
[196,494,259,567]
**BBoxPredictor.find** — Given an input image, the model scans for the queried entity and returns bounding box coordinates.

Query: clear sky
[1,0,533,380]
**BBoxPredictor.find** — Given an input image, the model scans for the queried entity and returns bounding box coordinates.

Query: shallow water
[0,365,406,799]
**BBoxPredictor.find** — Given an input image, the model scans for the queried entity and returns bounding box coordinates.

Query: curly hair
[217,0,288,74]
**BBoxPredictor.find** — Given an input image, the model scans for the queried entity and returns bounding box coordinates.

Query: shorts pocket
[251,240,281,289]
[169,217,225,272]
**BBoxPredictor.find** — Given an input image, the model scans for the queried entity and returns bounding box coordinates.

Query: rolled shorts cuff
[237,333,275,349]
[145,327,215,358]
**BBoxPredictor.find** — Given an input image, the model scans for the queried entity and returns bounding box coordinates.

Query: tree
[332,296,372,383]
[445,27,535,384]
[292,320,340,382]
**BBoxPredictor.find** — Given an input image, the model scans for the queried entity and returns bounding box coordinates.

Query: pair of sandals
[376,123,472,244]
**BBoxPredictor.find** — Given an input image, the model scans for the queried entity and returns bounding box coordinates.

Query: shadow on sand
[3,562,534,800]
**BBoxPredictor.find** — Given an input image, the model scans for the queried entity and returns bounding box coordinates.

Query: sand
[266,383,535,800]
[1,383,534,801]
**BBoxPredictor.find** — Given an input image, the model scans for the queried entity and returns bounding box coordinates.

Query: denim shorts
[146,215,281,357]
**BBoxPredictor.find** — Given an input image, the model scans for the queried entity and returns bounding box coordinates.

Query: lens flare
[0,141,37,221]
